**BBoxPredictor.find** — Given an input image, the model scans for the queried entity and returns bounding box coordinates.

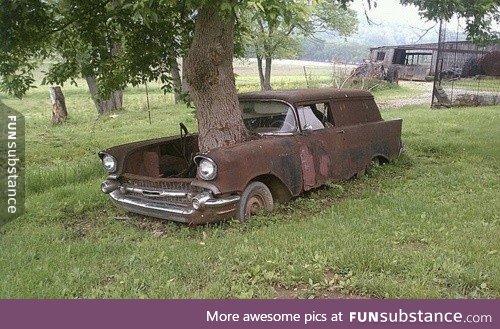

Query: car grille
[120,175,203,206]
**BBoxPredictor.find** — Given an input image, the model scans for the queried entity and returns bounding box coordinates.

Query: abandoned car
[99,88,403,224]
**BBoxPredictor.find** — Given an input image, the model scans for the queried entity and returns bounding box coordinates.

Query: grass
[442,76,500,93]
[0,61,499,298]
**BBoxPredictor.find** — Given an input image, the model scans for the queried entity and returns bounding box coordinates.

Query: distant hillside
[299,7,467,64]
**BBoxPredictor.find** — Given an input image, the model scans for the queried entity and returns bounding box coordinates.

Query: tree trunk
[180,57,192,103]
[181,57,190,95]
[263,56,272,91]
[257,55,273,91]
[170,62,182,104]
[85,76,123,114]
[185,5,248,153]
[257,55,266,90]
[49,86,68,124]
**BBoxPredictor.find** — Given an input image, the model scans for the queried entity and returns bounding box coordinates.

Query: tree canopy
[0,0,192,102]
[1,0,498,150]
[2,0,497,99]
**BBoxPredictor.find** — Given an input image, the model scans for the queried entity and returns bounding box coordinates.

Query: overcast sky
[351,0,435,28]
[347,0,475,45]
[350,0,499,44]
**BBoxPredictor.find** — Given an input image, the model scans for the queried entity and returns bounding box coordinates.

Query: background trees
[0,0,52,98]
[1,0,498,151]
[243,0,357,90]
[0,0,191,113]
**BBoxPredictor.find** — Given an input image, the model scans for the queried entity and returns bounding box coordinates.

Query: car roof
[238,88,373,104]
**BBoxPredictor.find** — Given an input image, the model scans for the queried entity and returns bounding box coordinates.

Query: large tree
[184,4,249,152]
[1,0,498,152]
[244,0,357,90]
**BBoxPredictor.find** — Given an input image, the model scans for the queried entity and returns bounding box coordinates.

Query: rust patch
[143,151,160,177]
[300,147,316,190]
[319,155,330,177]
[100,87,403,224]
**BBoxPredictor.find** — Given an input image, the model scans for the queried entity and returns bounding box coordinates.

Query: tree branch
[44,0,114,38]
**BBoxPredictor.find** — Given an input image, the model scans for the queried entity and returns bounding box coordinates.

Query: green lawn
[442,76,500,93]
[0,66,499,298]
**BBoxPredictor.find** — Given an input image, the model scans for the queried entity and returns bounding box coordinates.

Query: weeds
[0,62,498,298]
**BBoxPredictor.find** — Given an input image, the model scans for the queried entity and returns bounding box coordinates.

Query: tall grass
[0,61,498,299]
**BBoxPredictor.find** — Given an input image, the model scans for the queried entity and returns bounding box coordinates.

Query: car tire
[237,181,274,222]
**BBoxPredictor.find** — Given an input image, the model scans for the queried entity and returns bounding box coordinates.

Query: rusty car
[99,88,403,224]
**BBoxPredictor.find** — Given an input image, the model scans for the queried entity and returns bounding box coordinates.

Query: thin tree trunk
[185,5,248,153]
[257,55,266,90]
[263,56,273,91]
[49,86,68,124]
[85,76,123,114]
[180,57,191,103]
[85,32,123,114]
[170,60,182,104]
[181,57,190,95]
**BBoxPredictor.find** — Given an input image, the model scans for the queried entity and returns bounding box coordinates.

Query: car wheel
[237,182,274,222]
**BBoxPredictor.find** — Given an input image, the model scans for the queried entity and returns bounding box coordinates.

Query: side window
[297,102,333,130]
[297,106,325,131]
[315,103,328,120]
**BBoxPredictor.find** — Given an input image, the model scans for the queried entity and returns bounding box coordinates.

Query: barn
[368,41,500,81]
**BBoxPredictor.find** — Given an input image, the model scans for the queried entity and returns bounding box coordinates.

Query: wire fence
[433,22,500,107]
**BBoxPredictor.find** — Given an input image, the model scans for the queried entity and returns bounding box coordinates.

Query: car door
[294,101,351,191]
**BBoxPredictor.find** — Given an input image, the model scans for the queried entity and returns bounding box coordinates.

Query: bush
[461,57,483,77]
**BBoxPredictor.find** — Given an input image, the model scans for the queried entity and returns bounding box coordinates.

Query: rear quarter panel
[342,118,403,174]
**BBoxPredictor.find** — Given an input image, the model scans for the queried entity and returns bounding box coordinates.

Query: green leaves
[401,0,499,43]
[0,0,195,99]
[240,0,357,61]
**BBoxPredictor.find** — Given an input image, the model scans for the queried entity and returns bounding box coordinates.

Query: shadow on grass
[111,154,414,239]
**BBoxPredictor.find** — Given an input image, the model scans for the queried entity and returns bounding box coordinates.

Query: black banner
[0,100,25,226]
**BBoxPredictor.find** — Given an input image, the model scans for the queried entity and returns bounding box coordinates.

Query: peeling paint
[100,88,403,224]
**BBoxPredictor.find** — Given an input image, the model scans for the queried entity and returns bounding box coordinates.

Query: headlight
[197,158,217,180]
[102,154,117,173]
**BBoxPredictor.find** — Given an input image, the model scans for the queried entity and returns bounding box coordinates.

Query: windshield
[240,100,297,134]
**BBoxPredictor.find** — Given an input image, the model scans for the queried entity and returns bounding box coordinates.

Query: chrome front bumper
[103,179,240,224]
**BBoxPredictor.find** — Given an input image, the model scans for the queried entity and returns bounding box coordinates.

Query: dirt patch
[273,271,370,300]
[378,81,433,109]
[63,216,94,239]
[274,285,369,300]
[118,214,175,238]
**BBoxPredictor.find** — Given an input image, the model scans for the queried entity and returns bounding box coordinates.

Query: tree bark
[181,57,190,94]
[180,57,191,103]
[49,86,68,124]
[185,5,248,153]
[85,76,123,114]
[257,55,272,91]
[170,61,182,104]
[264,56,272,91]
[257,55,265,90]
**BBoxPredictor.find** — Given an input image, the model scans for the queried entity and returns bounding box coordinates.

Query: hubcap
[246,195,265,216]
